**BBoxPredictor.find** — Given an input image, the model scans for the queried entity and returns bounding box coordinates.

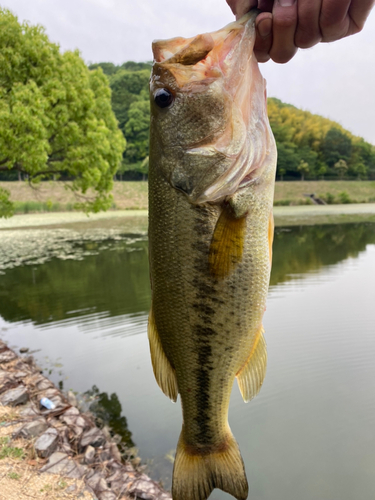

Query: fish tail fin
[172,429,248,500]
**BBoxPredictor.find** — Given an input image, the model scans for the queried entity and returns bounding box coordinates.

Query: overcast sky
[4,0,375,144]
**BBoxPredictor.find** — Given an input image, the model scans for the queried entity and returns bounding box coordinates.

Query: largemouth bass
[148,11,277,500]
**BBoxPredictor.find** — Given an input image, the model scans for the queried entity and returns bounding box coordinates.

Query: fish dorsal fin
[209,203,247,279]
[148,306,178,402]
[236,325,267,402]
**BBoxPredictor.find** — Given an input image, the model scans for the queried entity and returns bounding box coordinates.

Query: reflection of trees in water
[271,223,375,286]
[1,223,375,324]
[85,385,135,448]
[0,237,150,324]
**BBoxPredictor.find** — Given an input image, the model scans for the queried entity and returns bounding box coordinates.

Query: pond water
[1,221,375,500]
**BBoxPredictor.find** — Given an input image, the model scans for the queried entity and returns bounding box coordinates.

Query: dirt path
[1,204,375,231]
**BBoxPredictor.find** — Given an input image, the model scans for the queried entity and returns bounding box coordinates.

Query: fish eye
[154,88,174,108]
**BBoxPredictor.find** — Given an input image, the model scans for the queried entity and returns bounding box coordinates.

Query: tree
[297,160,309,181]
[321,128,352,168]
[123,100,150,170]
[0,9,126,217]
[334,159,348,179]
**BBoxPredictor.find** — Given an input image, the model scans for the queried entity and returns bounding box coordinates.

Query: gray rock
[35,427,59,458]
[37,378,54,391]
[80,427,106,448]
[62,406,80,417]
[98,449,112,463]
[13,371,29,380]
[40,451,87,479]
[16,418,47,439]
[0,372,16,394]
[127,475,172,500]
[65,484,78,494]
[109,442,122,462]
[67,390,77,407]
[84,445,96,465]
[98,492,117,500]
[20,405,40,418]
[0,386,29,406]
[19,347,29,353]
[86,472,108,492]
[0,350,17,364]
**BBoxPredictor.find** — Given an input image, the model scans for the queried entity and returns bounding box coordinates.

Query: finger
[254,13,273,62]
[269,0,298,63]
[226,0,258,19]
[319,0,350,42]
[258,0,274,12]
[295,0,323,48]
[347,0,375,35]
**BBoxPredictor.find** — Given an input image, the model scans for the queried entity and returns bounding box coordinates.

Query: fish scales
[148,10,277,500]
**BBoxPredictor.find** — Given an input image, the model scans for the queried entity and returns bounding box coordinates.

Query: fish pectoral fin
[209,203,247,279]
[172,428,248,500]
[148,306,178,402]
[268,210,274,266]
[236,325,267,403]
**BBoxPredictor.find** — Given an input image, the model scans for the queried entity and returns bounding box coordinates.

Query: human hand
[226,0,375,63]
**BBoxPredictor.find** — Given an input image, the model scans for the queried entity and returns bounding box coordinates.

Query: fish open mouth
[152,11,276,205]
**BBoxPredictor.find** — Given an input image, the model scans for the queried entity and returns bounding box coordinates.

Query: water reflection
[0,237,150,324]
[84,385,135,449]
[1,223,374,326]
[271,222,375,285]
[0,222,374,499]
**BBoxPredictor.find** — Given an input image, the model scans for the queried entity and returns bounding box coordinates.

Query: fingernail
[278,0,296,6]
[257,18,272,38]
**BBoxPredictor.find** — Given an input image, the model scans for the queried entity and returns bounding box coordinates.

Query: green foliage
[338,191,352,204]
[0,437,24,460]
[88,64,375,182]
[0,9,126,217]
[323,192,335,204]
[0,187,13,217]
[322,128,352,167]
[334,159,348,179]
[268,98,375,181]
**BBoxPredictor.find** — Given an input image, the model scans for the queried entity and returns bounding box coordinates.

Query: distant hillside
[268,98,375,180]
[89,62,375,181]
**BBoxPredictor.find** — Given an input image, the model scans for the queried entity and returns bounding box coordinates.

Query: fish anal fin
[268,210,274,266]
[147,306,178,402]
[209,203,247,279]
[236,325,267,403]
[172,429,248,500]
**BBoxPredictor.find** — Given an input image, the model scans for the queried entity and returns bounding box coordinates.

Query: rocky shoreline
[0,339,172,500]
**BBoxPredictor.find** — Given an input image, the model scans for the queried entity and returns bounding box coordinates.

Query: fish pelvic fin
[209,203,247,279]
[236,325,267,403]
[147,306,178,402]
[172,430,248,500]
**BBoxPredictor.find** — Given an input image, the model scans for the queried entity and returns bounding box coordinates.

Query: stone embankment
[0,339,171,500]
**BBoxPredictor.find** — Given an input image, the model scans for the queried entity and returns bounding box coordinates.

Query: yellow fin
[147,306,178,402]
[209,204,247,279]
[268,210,274,265]
[236,325,267,403]
[172,429,248,500]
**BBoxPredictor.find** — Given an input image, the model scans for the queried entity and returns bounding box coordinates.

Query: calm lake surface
[1,220,375,500]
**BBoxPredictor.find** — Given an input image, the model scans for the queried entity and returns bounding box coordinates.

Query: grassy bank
[1,180,375,214]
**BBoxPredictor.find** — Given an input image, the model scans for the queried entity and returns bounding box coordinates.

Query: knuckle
[295,29,321,49]
[273,13,297,29]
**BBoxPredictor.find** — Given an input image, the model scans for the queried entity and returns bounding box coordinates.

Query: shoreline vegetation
[1,180,375,216]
